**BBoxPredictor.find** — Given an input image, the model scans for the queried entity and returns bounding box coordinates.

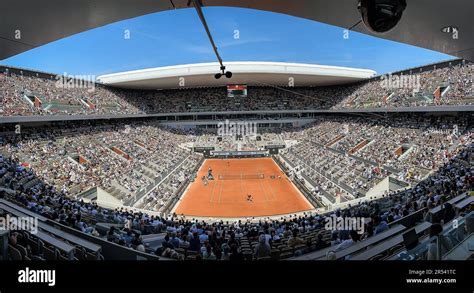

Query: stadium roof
[97,62,376,89]
[1,0,473,61]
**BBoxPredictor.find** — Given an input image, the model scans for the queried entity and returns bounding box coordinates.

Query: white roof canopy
[97,62,376,89]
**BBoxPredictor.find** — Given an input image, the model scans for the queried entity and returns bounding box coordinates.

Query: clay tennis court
[173,158,314,218]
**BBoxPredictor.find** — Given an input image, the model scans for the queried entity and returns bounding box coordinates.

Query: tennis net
[218,173,265,180]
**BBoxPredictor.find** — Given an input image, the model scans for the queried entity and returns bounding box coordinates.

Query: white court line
[258,160,273,202]
[263,175,278,202]
[209,176,218,203]
[218,178,224,203]
[240,169,248,203]
[216,166,229,204]
[258,180,268,202]
[239,169,244,194]
[257,167,269,203]
[270,160,284,201]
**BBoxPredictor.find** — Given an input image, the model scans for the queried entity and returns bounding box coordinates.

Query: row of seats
[1,61,473,116]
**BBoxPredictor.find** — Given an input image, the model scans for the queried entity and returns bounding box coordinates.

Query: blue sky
[1,7,455,76]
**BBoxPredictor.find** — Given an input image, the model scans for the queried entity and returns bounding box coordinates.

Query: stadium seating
[0,112,472,261]
[1,61,473,116]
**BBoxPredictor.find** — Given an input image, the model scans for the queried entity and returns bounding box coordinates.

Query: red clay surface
[174,158,314,218]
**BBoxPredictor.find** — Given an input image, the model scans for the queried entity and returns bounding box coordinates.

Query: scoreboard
[227,84,247,98]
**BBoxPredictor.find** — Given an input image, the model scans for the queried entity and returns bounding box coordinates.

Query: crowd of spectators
[1,137,471,259]
[334,62,474,109]
[0,120,286,215]
[280,115,471,203]
[0,114,471,260]
[1,61,473,116]
[0,121,201,213]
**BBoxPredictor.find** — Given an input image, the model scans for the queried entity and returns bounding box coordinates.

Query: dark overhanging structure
[0,0,473,61]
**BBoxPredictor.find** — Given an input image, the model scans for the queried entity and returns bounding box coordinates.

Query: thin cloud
[184,45,214,55]
[219,37,273,48]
